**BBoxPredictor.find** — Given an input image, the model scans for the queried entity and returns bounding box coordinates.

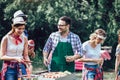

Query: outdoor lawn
[75,71,114,80]
[33,67,115,80]
[32,58,115,80]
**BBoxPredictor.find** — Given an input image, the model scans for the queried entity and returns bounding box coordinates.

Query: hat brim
[15,14,28,18]
[13,22,26,25]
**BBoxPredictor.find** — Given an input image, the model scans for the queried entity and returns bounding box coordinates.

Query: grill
[21,71,79,80]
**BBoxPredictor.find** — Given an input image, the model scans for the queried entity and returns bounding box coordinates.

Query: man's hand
[65,56,75,62]
[43,57,50,66]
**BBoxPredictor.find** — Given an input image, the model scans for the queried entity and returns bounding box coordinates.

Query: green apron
[51,42,74,72]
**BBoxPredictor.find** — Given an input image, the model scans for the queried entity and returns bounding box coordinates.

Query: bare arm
[23,37,30,62]
[115,55,120,77]
[73,54,81,60]
[43,52,49,66]
[77,57,102,63]
[0,36,19,61]
[76,57,103,66]
[66,54,81,62]
[43,35,52,66]
[28,48,35,58]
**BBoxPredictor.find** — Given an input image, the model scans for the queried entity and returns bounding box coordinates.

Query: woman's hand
[15,57,24,62]
[97,58,104,66]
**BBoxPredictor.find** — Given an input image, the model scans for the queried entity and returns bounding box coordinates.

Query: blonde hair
[94,29,106,44]
[89,33,97,40]
[117,29,120,35]
[89,29,106,44]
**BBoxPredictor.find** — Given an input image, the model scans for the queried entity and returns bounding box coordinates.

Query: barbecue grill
[21,71,79,80]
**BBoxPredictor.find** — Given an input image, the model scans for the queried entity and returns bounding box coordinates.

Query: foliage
[0,0,120,69]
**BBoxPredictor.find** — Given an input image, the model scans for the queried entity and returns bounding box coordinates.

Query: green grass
[32,54,115,80]
[75,71,114,80]
[104,72,114,80]
[33,67,115,80]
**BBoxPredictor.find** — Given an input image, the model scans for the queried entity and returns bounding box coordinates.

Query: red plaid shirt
[1,61,10,80]
[83,66,103,80]
[1,61,26,80]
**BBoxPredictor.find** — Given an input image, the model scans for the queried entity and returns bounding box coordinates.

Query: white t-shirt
[59,35,67,42]
[116,45,120,56]
[82,41,101,65]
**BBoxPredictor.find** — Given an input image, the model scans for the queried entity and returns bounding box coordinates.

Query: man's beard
[59,30,67,35]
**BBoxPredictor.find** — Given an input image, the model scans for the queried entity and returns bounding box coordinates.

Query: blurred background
[0,0,120,71]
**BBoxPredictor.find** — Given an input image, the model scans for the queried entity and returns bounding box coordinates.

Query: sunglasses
[57,24,67,27]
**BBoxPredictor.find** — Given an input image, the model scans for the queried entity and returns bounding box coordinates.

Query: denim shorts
[87,70,96,80]
[118,71,120,75]
[84,64,99,80]
[5,63,27,80]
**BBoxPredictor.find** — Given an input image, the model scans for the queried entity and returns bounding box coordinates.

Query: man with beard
[43,16,83,72]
